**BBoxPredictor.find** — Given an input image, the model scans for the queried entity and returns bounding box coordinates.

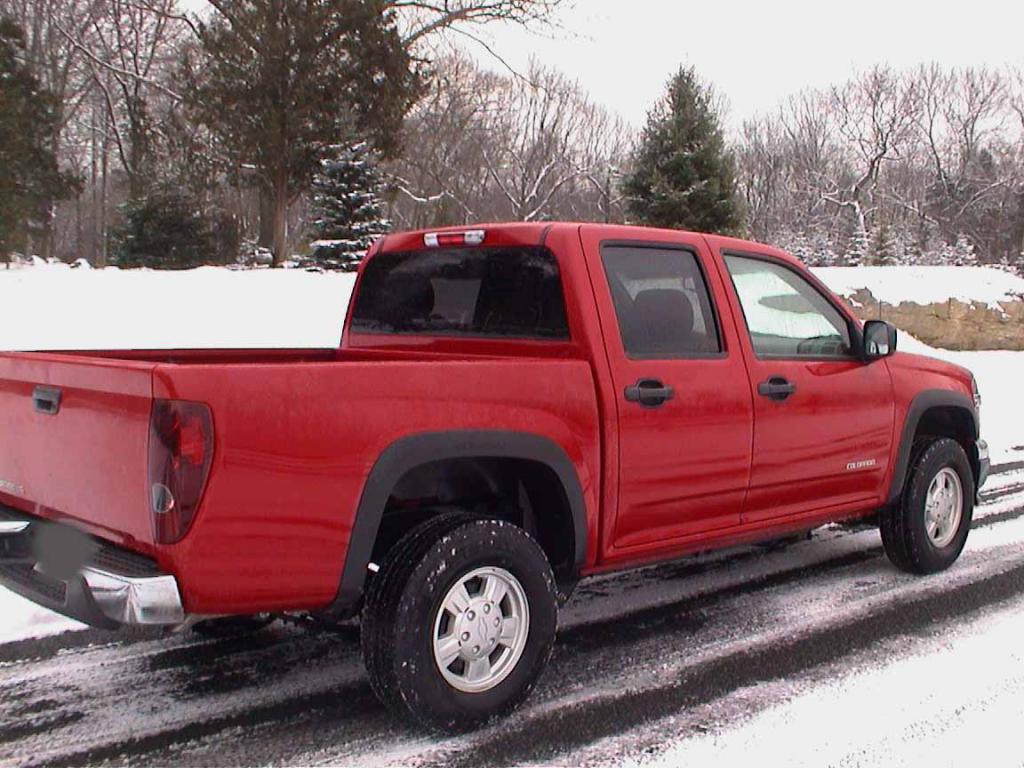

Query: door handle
[624,379,674,408]
[757,376,796,401]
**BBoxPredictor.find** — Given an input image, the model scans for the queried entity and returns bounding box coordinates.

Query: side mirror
[862,320,897,361]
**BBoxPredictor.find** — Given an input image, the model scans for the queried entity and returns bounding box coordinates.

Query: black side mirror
[862,320,897,361]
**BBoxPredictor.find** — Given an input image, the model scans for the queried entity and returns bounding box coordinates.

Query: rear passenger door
[581,229,754,554]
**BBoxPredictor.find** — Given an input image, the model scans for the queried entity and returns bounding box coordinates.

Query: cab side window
[724,255,852,358]
[602,245,722,358]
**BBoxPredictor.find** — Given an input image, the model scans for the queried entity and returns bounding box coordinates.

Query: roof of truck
[376,222,799,269]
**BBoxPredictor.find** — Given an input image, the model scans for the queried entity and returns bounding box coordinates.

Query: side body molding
[886,389,979,505]
[329,430,588,614]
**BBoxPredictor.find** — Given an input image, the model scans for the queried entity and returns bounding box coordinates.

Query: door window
[601,246,722,358]
[724,255,852,358]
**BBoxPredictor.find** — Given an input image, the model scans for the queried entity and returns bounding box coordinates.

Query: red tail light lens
[148,399,214,544]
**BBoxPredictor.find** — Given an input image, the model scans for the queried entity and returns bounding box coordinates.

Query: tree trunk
[258,187,275,249]
[98,127,109,269]
[271,169,289,267]
[89,101,98,265]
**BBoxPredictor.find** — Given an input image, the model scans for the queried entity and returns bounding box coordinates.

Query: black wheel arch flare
[329,430,588,615]
[886,389,980,506]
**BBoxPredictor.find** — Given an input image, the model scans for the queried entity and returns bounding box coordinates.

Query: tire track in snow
[1,469,1024,767]
[433,554,1024,768]
[2,547,884,768]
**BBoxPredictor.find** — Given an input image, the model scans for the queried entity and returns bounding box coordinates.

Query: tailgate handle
[32,386,62,415]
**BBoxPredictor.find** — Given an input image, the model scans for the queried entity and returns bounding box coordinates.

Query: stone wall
[843,289,1024,351]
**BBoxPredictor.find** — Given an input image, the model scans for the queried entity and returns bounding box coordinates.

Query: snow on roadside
[813,265,1024,309]
[0,588,84,644]
[0,263,356,351]
[888,334,1021,466]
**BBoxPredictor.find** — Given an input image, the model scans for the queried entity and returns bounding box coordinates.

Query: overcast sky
[462,0,1024,129]
[184,0,1024,130]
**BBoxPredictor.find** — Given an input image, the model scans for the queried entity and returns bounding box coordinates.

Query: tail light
[148,399,214,544]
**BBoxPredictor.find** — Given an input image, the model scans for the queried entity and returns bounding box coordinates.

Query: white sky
[182,0,1024,130]
[462,0,1024,128]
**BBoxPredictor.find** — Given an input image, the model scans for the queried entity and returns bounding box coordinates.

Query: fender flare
[329,430,588,614]
[885,389,979,505]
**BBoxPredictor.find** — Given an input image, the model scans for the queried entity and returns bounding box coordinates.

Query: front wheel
[881,437,974,574]
[361,514,557,732]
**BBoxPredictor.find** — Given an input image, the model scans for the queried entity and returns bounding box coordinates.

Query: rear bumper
[0,509,185,628]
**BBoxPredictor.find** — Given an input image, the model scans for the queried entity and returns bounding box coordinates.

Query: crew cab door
[581,228,754,554]
[715,250,894,523]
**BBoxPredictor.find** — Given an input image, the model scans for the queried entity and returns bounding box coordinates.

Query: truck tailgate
[0,352,156,547]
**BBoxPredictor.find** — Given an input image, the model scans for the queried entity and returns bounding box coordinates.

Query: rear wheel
[361,514,557,732]
[881,437,974,574]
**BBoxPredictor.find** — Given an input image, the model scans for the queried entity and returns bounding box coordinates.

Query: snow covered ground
[813,265,1024,309]
[0,262,1022,767]
[0,263,356,350]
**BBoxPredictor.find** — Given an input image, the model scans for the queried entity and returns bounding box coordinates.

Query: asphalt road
[3,463,1024,768]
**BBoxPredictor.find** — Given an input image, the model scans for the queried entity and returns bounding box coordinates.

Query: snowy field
[815,265,1024,309]
[1,262,1023,767]
[0,263,357,350]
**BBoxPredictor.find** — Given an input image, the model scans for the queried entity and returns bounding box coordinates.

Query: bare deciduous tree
[388,56,631,228]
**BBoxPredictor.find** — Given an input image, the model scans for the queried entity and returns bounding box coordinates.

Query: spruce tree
[0,17,77,262]
[623,66,740,234]
[112,186,216,270]
[845,226,870,266]
[306,142,390,270]
[870,222,898,265]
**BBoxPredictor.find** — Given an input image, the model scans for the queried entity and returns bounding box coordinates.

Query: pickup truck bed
[0,345,600,619]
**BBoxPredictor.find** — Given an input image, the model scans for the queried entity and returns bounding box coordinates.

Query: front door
[717,252,894,523]
[582,229,754,553]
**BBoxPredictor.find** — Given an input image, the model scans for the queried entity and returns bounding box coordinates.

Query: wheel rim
[925,467,963,549]
[432,566,530,694]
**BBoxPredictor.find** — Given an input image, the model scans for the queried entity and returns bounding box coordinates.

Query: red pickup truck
[0,223,988,730]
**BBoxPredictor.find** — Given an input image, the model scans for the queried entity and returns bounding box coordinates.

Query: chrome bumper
[82,567,185,626]
[0,511,185,628]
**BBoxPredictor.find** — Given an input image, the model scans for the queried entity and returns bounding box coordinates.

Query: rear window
[350,247,569,340]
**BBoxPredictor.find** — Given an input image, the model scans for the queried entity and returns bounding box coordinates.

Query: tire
[192,613,275,638]
[880,437,974,574]
[361,514,558,733]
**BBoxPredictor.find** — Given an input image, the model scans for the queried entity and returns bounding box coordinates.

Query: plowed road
[4,463,1024,768]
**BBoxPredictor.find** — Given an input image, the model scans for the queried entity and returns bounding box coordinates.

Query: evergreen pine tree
[845,226,870,266]
[951,232,978,266]
[934,233,978,266]
[870,222,898,265]
[781,230,812,264]
[306,142,390,271]
[812,231,841,267]
[112,186,217,270]
[623,66,740,233]
[0,17,78,262]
